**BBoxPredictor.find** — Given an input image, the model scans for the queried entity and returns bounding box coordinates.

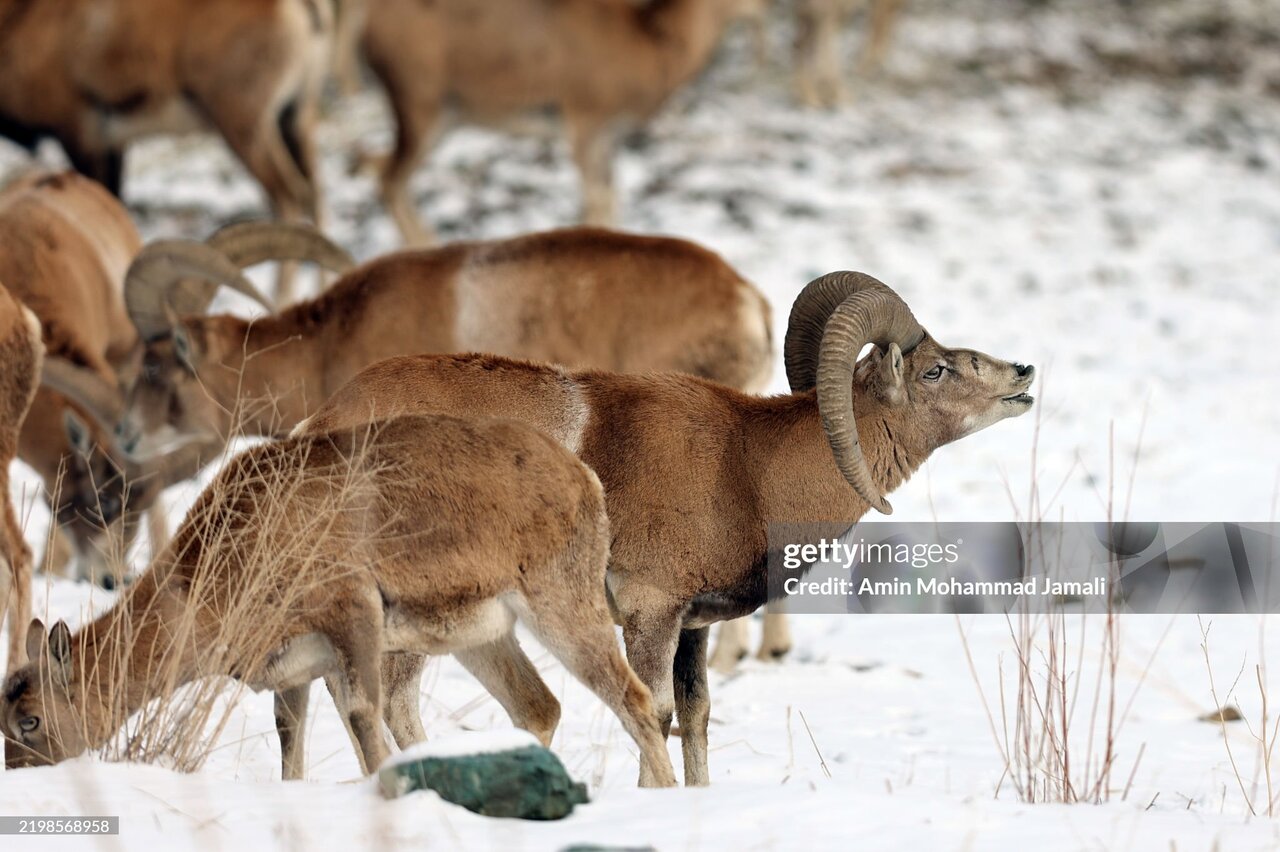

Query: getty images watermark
[766,522,1280,614]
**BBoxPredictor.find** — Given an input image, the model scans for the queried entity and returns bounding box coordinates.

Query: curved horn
[125,241,274,341]
[784,271,925,393]
[206,222,356,275]
[40,357,123,427]
[788,272,924,515]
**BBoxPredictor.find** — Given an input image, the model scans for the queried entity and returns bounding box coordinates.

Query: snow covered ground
[3,0,1279,848]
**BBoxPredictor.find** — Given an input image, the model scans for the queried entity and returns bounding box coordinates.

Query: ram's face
[123,327,225,456]
[51,411,144,589]
[858,333,1035,446]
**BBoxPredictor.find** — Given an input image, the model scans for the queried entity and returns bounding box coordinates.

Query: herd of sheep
[0,0,1037,787]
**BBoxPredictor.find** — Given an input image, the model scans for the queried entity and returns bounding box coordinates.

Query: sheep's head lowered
[786,272,1035,514]
[37,362,213,588]
[120,224,354,454]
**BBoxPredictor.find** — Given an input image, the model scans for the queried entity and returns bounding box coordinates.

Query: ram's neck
[197,315,327,438]
[745,391,932,526]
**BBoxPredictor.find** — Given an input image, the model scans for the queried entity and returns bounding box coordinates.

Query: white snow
[3,0,1280,848]
[383,730,543,765]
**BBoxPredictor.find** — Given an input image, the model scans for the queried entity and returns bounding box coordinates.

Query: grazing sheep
[2,414,678,787]
[0,0,331,244]
[356,0,750,243]
[295,272,1036,785]
[119,226,771,454]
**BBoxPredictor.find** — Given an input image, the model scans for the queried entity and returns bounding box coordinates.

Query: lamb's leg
[520,600,677,788]
[364,29,442,247]
[708,617,749,673]
[198,94,318,304]
[860,0,903,75]
[756,613,793,661]
[2,497,30,671]
[275,684,311,780]
[454,632,561,746]
[332,0,369,96]
[324,597,391,775]
[381,651,428,748]
[794,0,844,108]
[673,626,711,786]
[568,117,618,227]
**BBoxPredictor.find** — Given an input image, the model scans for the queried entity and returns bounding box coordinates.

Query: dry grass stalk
[13,398,395,772]
[959,387,1157,804]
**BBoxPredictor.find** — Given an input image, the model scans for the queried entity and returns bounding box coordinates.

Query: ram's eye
[18,716,39,734]
[922,365,945,381]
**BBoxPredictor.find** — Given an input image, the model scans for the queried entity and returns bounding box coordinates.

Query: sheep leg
[332,0,368,96]
[757,612,793,661]
[327,627,391,776]
[381,651,428,748]
[203,106,317,304]
[567,117,618,227]
[860,0,903,74]
[708,617,749,673]
[454,632,561,747]
[2,482,30,672]
[794,0,844,108]
[518,599,677,788]
[274,684,311,780]
[321,671,368,763]
[7,547,29,672]
[62,140,125,197]
[673,626,711,787]
[365,42,441,247]
[613,599,684,784]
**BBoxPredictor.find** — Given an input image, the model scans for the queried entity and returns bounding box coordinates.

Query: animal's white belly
[100,98,207,146]
[251,633,339,692]
[383,596,516,655]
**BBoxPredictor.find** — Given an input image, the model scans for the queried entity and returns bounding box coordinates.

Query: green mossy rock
[378,744,589,820]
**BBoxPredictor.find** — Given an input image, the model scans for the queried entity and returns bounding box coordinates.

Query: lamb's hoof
[757,645,791,662]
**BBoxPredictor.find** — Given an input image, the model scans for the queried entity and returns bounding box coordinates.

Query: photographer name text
[783,576,1108,598]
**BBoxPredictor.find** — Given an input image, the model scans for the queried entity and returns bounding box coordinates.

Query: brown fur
[359,0,749,243]
[296,325,1034,785]
[0,171,170,587]
[0,0,330,227]
[1,414,678,786]
[0,283,42,672]
[124,226,772,450]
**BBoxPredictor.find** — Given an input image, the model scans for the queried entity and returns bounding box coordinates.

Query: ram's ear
[48,621,72,688]
[878,343,906,406]
[25,618,45,665]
